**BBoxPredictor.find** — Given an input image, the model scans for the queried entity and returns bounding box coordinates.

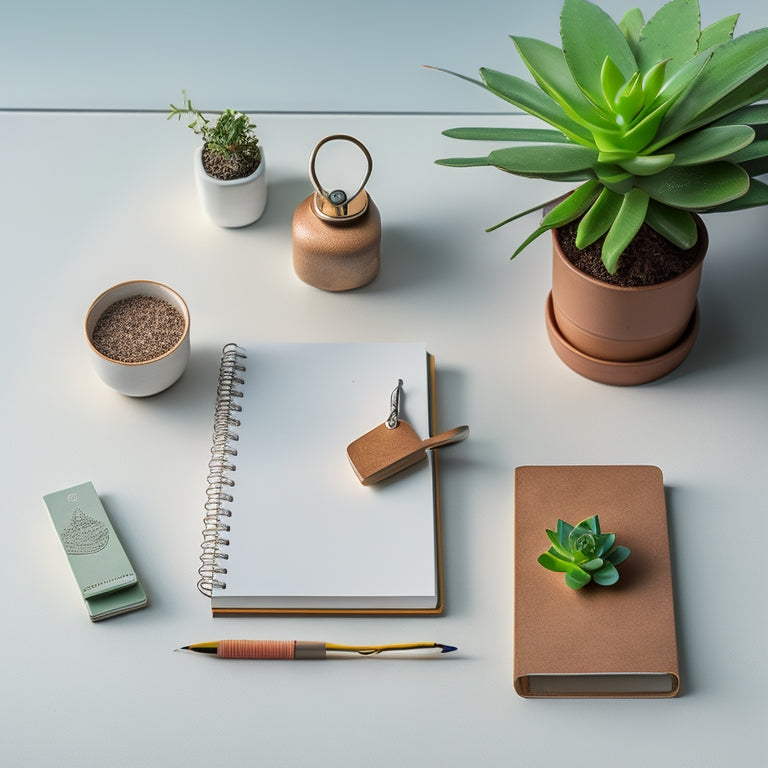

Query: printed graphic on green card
[44,482,138,599]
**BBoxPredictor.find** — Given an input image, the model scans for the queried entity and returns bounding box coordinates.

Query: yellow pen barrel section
[325,642,452,655]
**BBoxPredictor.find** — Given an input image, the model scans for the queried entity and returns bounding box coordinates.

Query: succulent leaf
[614,73,645,123]
[616,101,675,153]
[688,67,768,133]
[479,68,592,144]
[513,36,612,127]
[565,567,592,589]
[538,514,630,589]
[640,59,670,105]
[510,180,601,257]
[651,49,712,111]
[538,551,573,572]
[593,165,633,194]
[636,0,701,77]
[583,515,601,533]
[546,529,575,559]
[488,144,598,175]
[510,227,551,259]
[576,188,622,248]
[606,545,631,565]
[543,182,603,228]
[557,517,575,546]
[698,14,739,51]
[636,162,749,209]
[422,64,485,89]
[597,532,616,557]
[665,124,755,165]
[600,57,627,108]
[714,103,768,127]
[726,137,768,165]
[592,561,620,585]
[560,0,637,106]
[602,188,649,273]
[705,177,768,211]
[485,193,571,232]
[434,156,492,168]
[441,126,570,143]
[617,153,675,175]
[658,27,768,140]
[619,8,644,57]
[645,201,698,248]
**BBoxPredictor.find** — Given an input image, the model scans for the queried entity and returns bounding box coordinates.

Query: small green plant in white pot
[169,91,267,227]
[431,0,768,384]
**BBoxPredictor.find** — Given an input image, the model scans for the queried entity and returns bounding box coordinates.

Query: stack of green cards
[44,482,148,621]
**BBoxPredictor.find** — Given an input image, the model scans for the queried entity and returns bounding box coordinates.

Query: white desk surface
[1,111,766,767]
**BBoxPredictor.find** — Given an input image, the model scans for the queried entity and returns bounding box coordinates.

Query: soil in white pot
[201,144,261,181]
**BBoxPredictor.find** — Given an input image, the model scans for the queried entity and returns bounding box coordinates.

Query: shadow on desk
[136,345,223,418]
[649,236,768,385]
[689,224,768,374]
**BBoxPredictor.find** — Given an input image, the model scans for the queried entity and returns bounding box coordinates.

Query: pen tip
[438,644,458,653]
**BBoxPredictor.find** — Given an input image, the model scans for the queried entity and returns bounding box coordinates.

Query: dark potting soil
[557,218,701,287]
[202,145,260,181]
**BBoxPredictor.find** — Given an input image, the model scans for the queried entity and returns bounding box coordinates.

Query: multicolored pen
[177,640,457,659]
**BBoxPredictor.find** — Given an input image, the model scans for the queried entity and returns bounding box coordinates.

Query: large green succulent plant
[433,0,768,273]
[538,515,631,589]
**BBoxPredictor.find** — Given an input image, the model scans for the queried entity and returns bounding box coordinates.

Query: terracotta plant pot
[545,216,708,385]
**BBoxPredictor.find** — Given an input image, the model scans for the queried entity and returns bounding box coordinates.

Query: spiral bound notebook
[198,342,444,615]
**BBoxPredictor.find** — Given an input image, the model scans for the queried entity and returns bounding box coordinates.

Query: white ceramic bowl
[85,280,190,397]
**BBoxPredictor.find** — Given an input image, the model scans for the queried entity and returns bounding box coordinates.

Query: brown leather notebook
[513,465,680,698]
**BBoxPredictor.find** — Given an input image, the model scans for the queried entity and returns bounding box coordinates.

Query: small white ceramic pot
[84,280,191,397]
[194,145,267,227]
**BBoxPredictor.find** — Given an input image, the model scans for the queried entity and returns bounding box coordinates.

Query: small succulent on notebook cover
[538,515,630,589]
[168,91,261,180]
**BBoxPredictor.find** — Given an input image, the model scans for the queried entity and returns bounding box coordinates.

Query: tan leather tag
[347,421,425,486]
[347,421,469,486]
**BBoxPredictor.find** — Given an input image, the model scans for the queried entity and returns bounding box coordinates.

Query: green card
[44,482,142,608]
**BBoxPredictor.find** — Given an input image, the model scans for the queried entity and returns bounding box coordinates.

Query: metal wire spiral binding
[197,343,247,596]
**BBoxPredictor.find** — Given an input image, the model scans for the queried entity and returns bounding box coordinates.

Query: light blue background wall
[1,0,765,112]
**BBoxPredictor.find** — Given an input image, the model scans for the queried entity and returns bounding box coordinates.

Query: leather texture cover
[513,465,680,698]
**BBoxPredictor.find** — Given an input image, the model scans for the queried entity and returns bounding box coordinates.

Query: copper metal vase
[292,135,381,291]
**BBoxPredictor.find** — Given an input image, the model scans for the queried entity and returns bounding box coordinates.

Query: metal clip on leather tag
[347,380,469,486]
